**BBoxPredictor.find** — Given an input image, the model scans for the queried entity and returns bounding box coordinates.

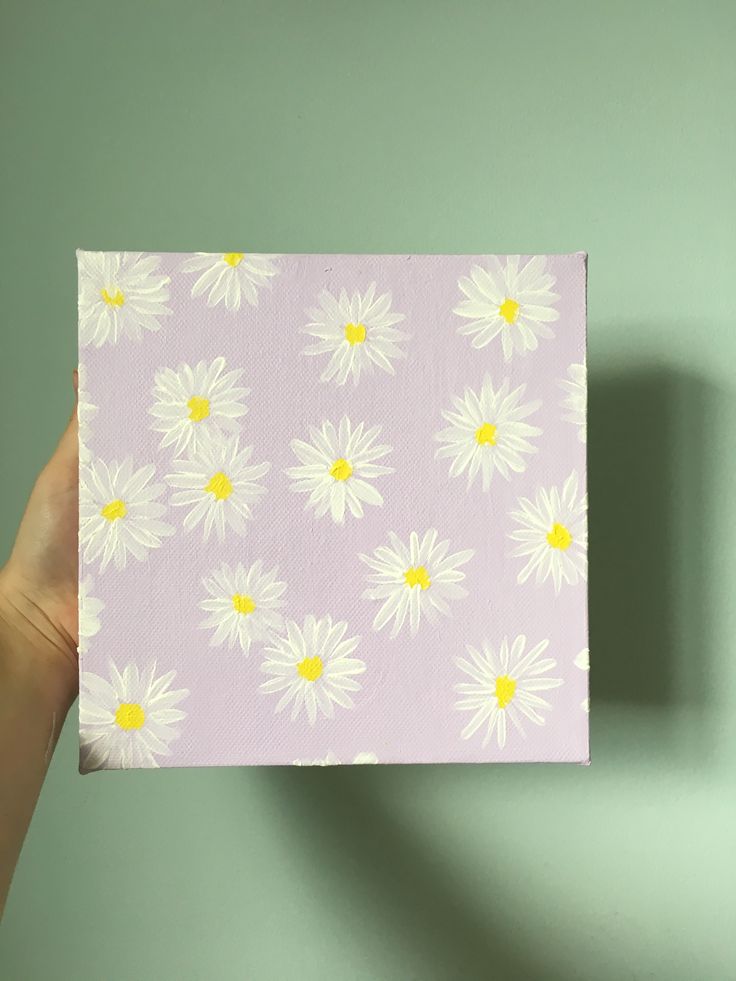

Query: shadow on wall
[588,368,717,715]
[255,367,721,981]
[258,763,566,981]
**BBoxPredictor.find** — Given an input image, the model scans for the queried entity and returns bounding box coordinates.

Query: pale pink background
[79,253,588,766]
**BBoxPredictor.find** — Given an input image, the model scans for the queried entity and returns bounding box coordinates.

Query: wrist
[0,571,78,714]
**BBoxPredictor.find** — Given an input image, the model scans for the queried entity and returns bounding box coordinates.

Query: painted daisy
[260,615,365,726]
[77,364,98,464]
[78,577,104,655]
[78,251,171,347]
[165,434,270,542]
[80,458,175,572]
[360,530,474,638]
[80,661,188,771]
[559,362,587,443]
[199,560,286,654]
[508,471,587,593]
[149,357,249,456]
[286,416,393,523]
[435,376,542,491]
[302,283,408,385]
[181,252,279,310]
[293,752,378,766]
[454,255,559,360]
[293,751,342,766]
[456,635,563,749]
[575,647,590,713]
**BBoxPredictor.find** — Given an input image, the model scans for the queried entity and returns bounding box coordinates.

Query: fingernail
[73,369,79,393]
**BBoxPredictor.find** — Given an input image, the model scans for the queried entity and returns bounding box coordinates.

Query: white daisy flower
[360,530,474,638]
[199,561,286,654]
[260,615,365,726]
[302,283,408,385]
[559,362,587,443]
[575,647,590,713]
[149,357,249,456]
[454,255,559,360]
[77,364,98,464]
[455,635,563,749]
[293,751,342,766]
[80,458,175,572]
[435,376,542,491]
[286,416,393,523]
[293,752,378,766]
[508,471,588,593]
[165,434,270,542]
[78,251,171,347]
[181,252,279,310]
[80,661,188,771]
[78,577,104,654]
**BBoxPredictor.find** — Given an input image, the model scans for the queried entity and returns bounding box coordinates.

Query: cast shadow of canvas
[588,369,717,726]
[255,368,719,981]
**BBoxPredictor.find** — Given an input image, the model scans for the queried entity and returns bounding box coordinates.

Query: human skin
[0,372,79,917]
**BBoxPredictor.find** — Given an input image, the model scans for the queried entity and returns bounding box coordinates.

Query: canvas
[77,251,589,770]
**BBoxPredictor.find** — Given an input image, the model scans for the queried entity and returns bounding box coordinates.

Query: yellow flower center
[498,298,520,324]
[205,471,233,500]
[344,322,367,345]
[232,593,256,615]
[100,499,127,522]
[495,675,517,709]
[187,396,210,422]
[297,656,324,682]
[404,566,431,590]
[100,287,125,307]
[329,458,353,481]
[223,252,245,267]
[475,422,498,446]
[547,522,573,550]
[115,702,145,730]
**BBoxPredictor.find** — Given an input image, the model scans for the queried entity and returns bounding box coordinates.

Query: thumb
[48,370,79,476]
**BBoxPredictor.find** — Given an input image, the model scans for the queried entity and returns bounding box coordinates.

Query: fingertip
[73,368,79,394]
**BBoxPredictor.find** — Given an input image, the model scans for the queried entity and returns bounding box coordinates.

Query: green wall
[1,1,734,977]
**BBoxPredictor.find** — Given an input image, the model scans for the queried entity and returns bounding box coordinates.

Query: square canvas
[77,251,589,770]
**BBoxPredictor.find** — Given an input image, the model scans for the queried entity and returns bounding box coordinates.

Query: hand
[0,371,79,705]
[0,371,79,915]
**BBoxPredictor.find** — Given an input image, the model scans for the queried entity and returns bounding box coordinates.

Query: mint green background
[1,1,734,978]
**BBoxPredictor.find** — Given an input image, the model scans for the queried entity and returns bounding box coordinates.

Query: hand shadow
[257,763,563,981]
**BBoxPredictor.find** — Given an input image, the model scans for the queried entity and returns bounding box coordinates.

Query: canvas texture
[77,251,589,770]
